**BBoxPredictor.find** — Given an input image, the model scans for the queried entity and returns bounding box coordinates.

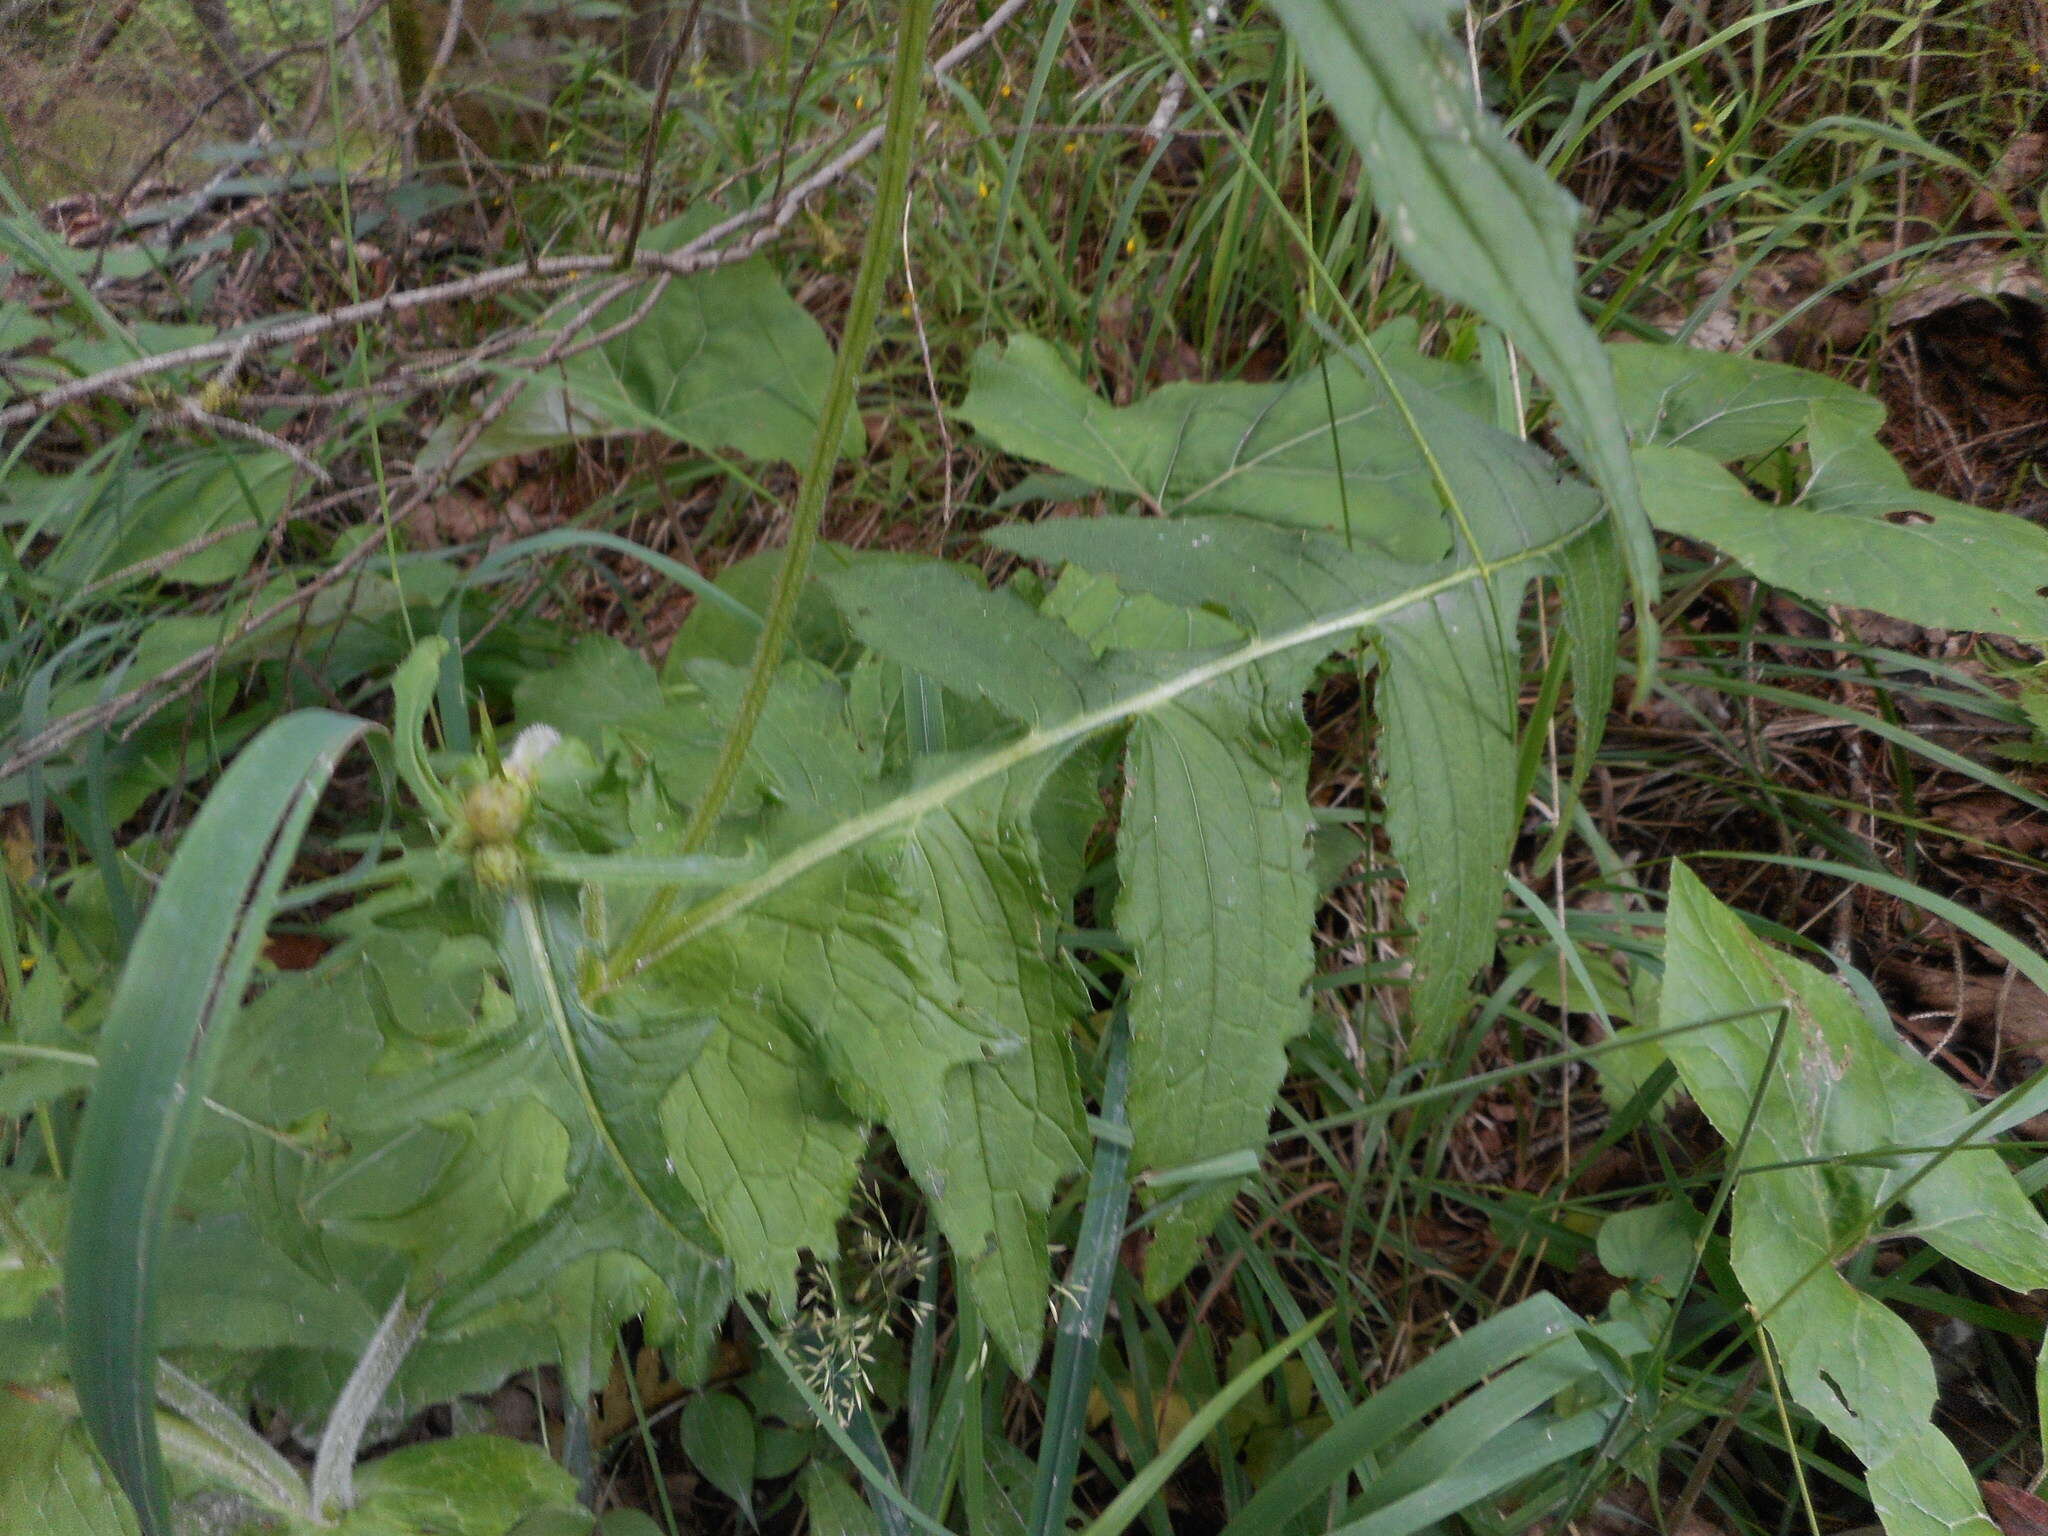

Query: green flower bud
[463,777,529,845]
[471,841,526,890]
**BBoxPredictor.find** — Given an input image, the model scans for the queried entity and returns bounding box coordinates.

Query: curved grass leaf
[1075,1308,1333,1536]
[1266,0,1658,667]
[1026,1016,1132,1536]
[1221,1293,1588,1536]
[62,710,372,1536]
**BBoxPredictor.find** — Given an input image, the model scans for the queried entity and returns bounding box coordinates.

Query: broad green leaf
[1266,0,1657,660]
[801,1466,884,1536]
[645,653,1086,1364]
[1117,670,1316,1295]
[680,1392,756,1515]
[1376,580,1523,1058]
[1661,864,2048,1536]
[0,1391,137,1536]
[955,334,1452,561]
[824,508,1609,1286]
[650,903,871,1309]
[823,551,1319,1297]
[435,1145,730,1386]
[514,636,666,752]
[63,711,372,1536]
[326,1098,569,1293]
[421,228,857,477]
[328,1436,580,1536]
[1595,1203,1698,1298]
[1553,518,1625,806]
[499,888,725,1267]
[1041,565,1242,655]
[823,560,1096,727]
[41,449,293,591]
[615,499,1603,1331]
[1637,433,2048,638]
[0,1181,62,1322]
[893,769,1089,1372]
[993,483,1593,1058]
[1609,340,1881,459]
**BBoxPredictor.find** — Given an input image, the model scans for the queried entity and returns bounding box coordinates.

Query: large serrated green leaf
[1661,865,2048,1536]
[992,501,1590,1050]
[498,887,726,1266]
[895,770,1088,1374]
[614,503,1604,1325]
[63,710,372,1536]
[652,643,1090,1363]
[327,1435,580,1536]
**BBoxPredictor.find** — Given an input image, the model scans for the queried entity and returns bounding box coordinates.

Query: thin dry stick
[1143,1,1225,148]
[613,0,709,271]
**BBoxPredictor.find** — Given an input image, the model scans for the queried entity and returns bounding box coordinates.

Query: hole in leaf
[1884,509,1935,526]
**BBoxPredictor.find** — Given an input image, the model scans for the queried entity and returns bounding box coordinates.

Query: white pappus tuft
[503,724,562,781]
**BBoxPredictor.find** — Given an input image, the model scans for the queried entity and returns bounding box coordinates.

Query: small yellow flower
[17,954,33,974]
[548,137,565,155]
[2028,60,2043,75]
[1064,139,1080,154]
[977,179,992,199]
[1124,235,1138,255]
[1691,118,1711,136]
[1000,82,1013,98]
[855,94,866,111]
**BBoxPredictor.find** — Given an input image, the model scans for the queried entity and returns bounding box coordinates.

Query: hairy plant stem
[310,1289,434,1517]
[617,0,935,963]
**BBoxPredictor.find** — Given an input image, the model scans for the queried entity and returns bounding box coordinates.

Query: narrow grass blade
[1077,1308,1332,1536]
[1220,1294,1586,1536]
[62,710,372,1536]
[1026,1015,1133,1536]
